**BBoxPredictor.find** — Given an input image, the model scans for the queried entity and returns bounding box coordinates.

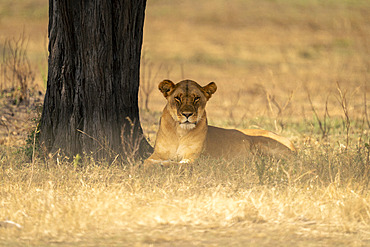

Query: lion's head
[158,79,217,130]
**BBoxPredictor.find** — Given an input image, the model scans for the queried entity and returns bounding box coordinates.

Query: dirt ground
[0,90,44,147]
[3,223,369,247]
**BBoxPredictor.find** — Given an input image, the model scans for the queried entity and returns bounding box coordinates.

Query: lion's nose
[182,112,193,118]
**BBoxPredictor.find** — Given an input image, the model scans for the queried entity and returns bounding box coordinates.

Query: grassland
[1,0,370,246]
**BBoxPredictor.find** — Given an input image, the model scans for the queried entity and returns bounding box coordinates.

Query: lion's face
[159,79,217,130]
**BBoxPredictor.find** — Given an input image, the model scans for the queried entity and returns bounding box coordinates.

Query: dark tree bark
[39,0,152,160]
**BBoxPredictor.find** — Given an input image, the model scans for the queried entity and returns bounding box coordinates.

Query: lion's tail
[240,129,296,152]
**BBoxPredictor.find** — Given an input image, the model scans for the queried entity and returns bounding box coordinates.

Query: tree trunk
[39,0,152,160]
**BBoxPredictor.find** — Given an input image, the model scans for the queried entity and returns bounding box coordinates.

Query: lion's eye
[194,97,200,103]
[174,96,181,103]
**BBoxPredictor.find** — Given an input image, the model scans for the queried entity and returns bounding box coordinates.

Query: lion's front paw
[179,158,192,165]
[143,158,175,169]
[143,159,160,169]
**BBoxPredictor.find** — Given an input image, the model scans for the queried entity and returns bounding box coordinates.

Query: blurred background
[142,0,369,124]
[0,0,369,144]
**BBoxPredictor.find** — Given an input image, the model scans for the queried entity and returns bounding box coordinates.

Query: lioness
[144,79,296,166]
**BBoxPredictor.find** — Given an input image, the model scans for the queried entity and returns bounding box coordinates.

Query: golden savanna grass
[1,0,370,246]
[1,149,370,246]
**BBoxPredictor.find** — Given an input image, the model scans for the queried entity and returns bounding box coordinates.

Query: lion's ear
[158,80,175,97]
[202,82,217,99]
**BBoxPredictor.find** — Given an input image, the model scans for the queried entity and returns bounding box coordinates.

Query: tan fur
[144,79,296,166]
[240,129,296,153]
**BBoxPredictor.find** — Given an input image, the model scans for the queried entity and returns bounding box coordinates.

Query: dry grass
[1,145,370,246]
[1,0,370,246]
